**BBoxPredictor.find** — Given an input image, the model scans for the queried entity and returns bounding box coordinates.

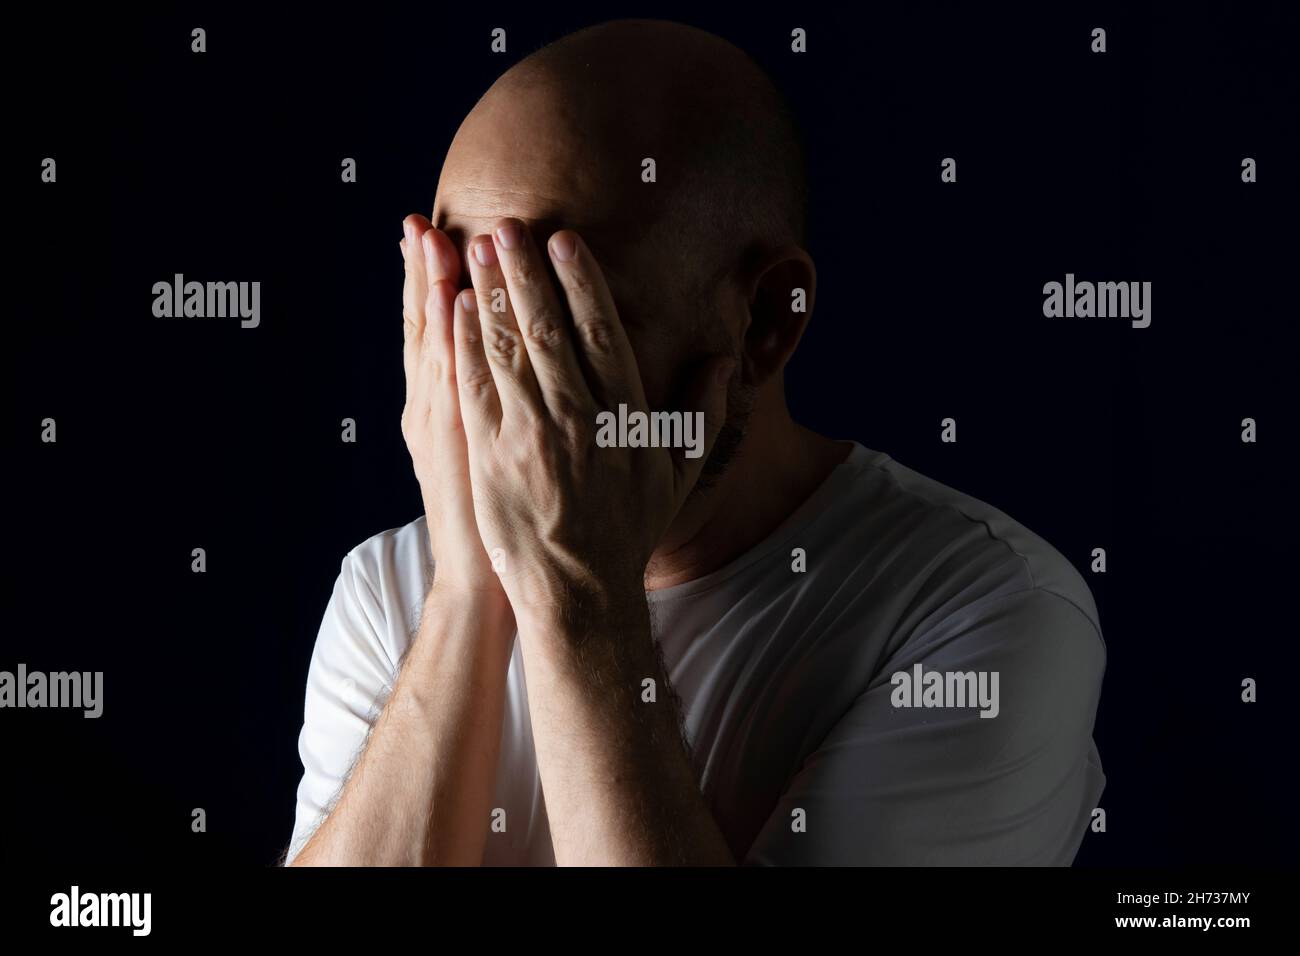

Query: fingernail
[422,231,435,260]
[715,358,737,385]
[549,232,577,262]
[459,290,478,313]
[495,223,521,250]
[473,239,496,267]
[403,219,416,246]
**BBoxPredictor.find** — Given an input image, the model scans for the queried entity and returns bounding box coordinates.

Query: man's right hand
[401,213,510,607]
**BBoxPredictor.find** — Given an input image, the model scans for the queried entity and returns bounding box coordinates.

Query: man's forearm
[516,595,735,866]
[291,590,514,866]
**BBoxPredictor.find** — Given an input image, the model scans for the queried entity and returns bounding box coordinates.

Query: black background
[6,2,1297,869]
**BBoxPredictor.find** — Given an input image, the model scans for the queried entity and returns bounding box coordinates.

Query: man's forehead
[432,181,632,272]
[434,187,569,255]
[433,120,628,250]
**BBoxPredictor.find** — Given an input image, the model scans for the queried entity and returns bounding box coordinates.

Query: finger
[422,229,463,427]
[402,214,434,335]
[491,219,592,418]
[401,214,435,396]
[546,230,646,411]
[420,225,462,289]
[452,288,503,438]
[400,238,417,402]
[465,234,545,421]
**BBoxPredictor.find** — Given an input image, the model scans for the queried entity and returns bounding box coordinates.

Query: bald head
[433,20,815,491]
[514,21,806,260]
[435,19,806,301]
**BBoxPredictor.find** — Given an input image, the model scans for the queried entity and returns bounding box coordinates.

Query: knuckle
[524,313,566,351]
[486,326,521,366]
[579,317,616,355]
[460,367,496,401]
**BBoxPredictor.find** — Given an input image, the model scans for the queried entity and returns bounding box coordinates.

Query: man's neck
[645,401,850,592]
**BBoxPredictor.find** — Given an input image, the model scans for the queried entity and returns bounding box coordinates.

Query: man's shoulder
[331,515,431,645]
[342,515,430,581]
[837,446,1101,640]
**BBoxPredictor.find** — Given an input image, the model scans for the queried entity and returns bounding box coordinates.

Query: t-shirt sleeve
[742,587,1107,866]
[284,551,398,864]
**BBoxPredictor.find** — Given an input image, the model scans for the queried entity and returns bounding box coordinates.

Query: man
[286,19,1105,866]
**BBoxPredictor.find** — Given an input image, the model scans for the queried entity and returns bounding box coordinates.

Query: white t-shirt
[288,442,1106,865]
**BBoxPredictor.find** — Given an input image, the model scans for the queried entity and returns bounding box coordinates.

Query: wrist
[424,581,515,636]
[513,577,649,647]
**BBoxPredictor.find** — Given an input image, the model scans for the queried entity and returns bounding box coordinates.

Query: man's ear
[741,244,817,386]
